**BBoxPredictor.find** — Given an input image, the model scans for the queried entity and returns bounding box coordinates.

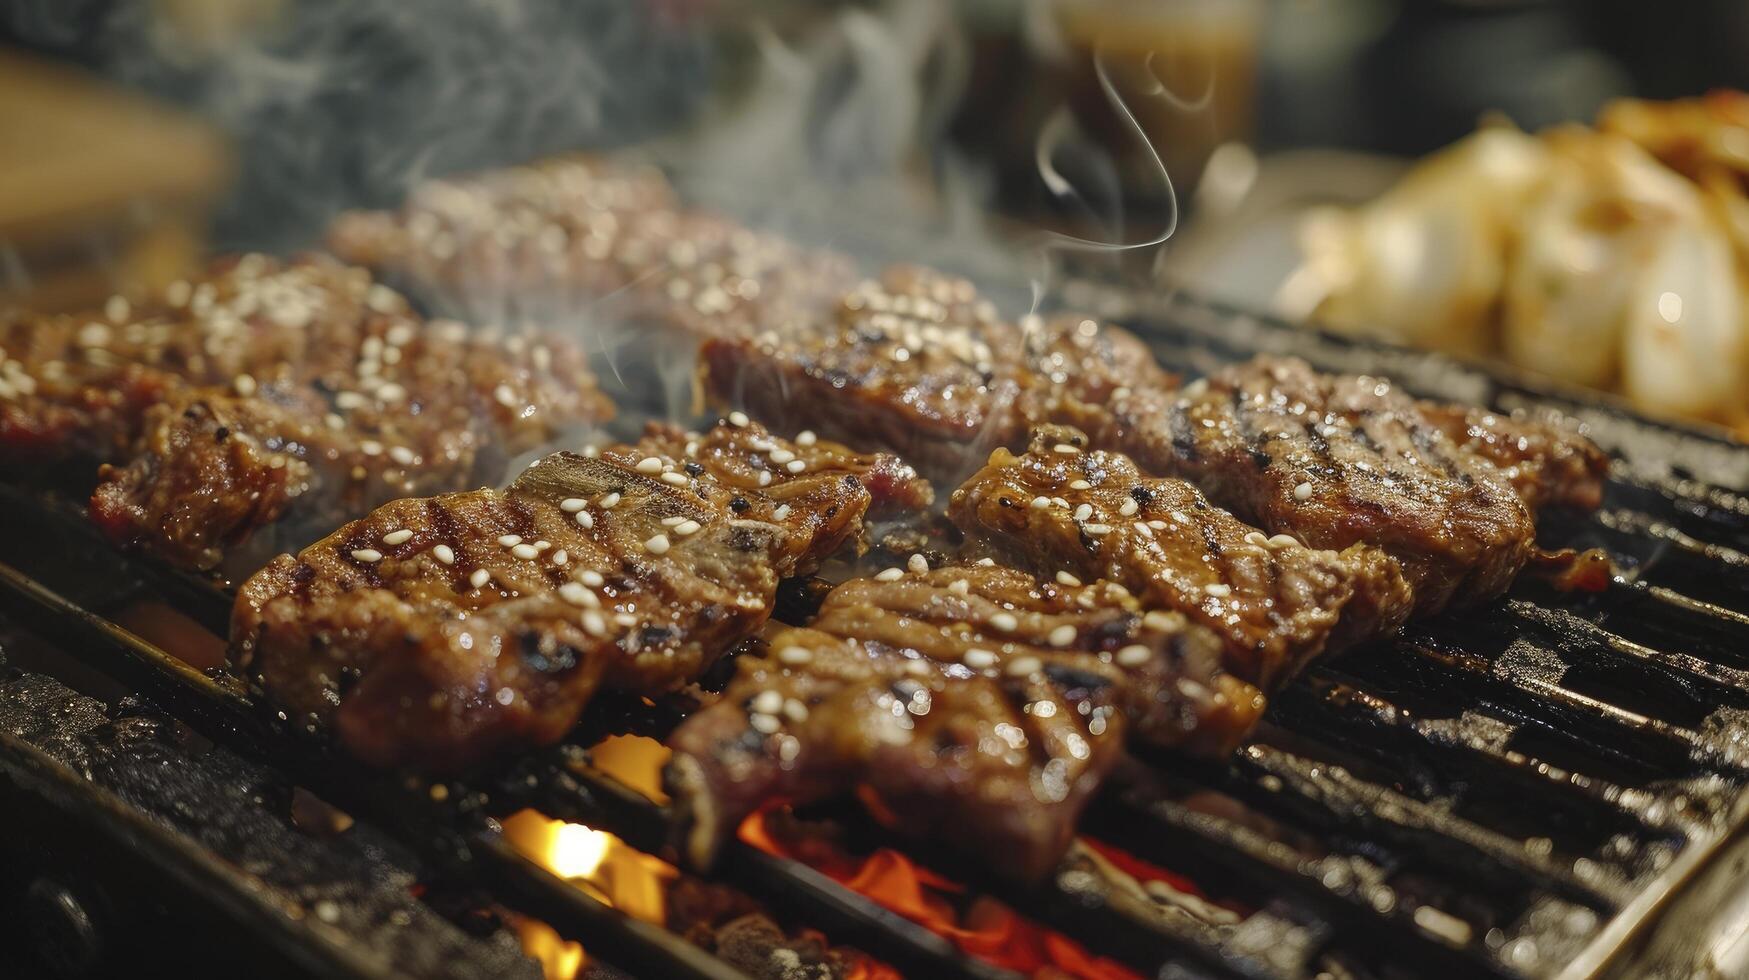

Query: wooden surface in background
[0,48,232,312]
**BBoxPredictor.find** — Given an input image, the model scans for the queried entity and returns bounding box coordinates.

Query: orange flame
[513,915,587,980]
[740,810,1142,980]
[587,733,671,804]
[502,809,678,925]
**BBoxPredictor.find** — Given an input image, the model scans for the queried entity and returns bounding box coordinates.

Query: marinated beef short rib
[1103,356,1548,616]
[232,419,926,770]
[1414,401,1609,513]
[950,427,1413,691]
[328,155,857,339]
[667,564,1260,881]
[2,255,612,572]
[701,264,1170,480]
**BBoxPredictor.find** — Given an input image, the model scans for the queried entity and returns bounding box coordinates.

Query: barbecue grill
[5,281,1749,980]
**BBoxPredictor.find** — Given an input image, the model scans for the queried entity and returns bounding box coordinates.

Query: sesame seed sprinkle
[575,510,594,529]
[907,553,929,574]
[752,690,784,715]
[560,497,586,512]
[498,534,522,547]
[1069,479,1092,490]
[1053,443,1080,454]
[674,519,702,536]
[1116,645,1152,667]
[1006,656,1042,677]
[991,612,1019,632]
[580,571,604,587]
[796,430,817,446]
[582,611,607,637]
[659,471,689,486]
[772,504,791,520]
[777,646,813,665]
[551,549,568,565]
[1118,498,1139,517]
[1084,523,1113,535]
[1031,496,1050,509]
[388,446,416,466]
[644,533,671,555]
[749,713,781,734]
[1073,504,1094,522]
[874,567,904,582]
[635,456,663,473]
[728,411,750,428]
[432,544,455,565]
[1268,534,1299,548]
[559,582,597,607]
[598,492,620,508]
[1205,583,1232,597]
[1056,571,1082,587]
[964,648,997,669]
[381,529,413,546]
[351,548,383,563]
[511,543,539,560]
[785,459,805,473]
[1048,625,1077,647]
[1294,482,1313,501]
[469,568,491,589]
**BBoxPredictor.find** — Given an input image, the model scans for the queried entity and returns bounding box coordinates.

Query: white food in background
[1501,132,1701,388]
[1298,126,1550,357]
[1298,118,1749,424]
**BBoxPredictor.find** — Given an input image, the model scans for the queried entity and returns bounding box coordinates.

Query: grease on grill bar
[8,289,1749,978]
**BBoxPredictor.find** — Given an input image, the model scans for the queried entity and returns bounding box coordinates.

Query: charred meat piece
[811,565,1262,755]
[702,265,1167,480]
[667,564,1263,882]
[232,420,926,770]
[328,156,857,338]
[1414,402,1608,512]
[668,624,1121,883]
[703,267,1024,480]
[1105,356,1538,616]
[949,427,1412,690]
[661,567,1266,882]
[9,255,612,572]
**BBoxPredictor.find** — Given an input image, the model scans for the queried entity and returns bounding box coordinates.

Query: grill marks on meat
[0,255,611,571]
[949,427,1413,691]
[667,566,1260,881]
[1414,401,1609,512]
[1107,356,1539,616]
[328,156,857,339]
[701,265,1171,480]
[231,420,926,770]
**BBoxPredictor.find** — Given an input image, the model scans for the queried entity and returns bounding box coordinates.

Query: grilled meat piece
[328,155,857,339]
[668,564,1261,880]
[1104,356,1538,616]
[1415,402,1609,512]
[4,255,613,572]
[701,265,1170,480]
[232,420,926,770]
[949,427,1413,690]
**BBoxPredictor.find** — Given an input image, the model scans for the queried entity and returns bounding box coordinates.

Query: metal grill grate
[5,289,1749,979]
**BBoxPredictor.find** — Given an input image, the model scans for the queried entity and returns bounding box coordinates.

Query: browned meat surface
[232,420,927,770]
[0,255,613,572]
[949,427,1412,690]
[1415,402,1609,512]
[666,563,1264,879]
[1104,356,1536,616]
[702,265,1169,480]
[328,156,856,339]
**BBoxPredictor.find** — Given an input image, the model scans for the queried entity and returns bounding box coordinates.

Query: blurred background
[6,0,1749,425]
